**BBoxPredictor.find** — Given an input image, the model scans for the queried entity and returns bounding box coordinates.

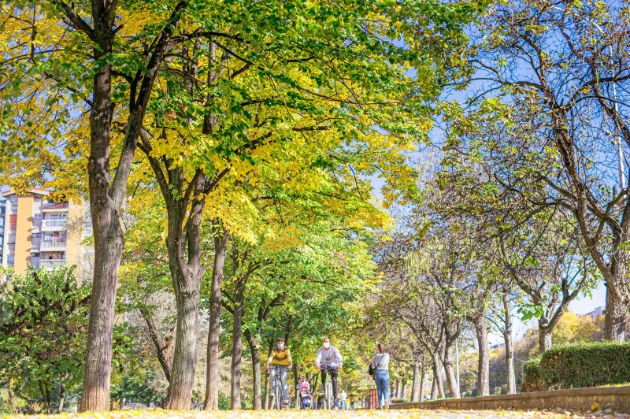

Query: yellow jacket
[268,347,292,367]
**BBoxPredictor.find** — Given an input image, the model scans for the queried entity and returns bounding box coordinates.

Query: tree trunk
[411,356,420,402]
[165,176,206,409]
[502,292,516,394]
[253,347,262,410]
[263,340,273,409]
[430,371,437,399]
[419,360,426,402]
[401,380,407,399]
[40,381,51,413]
[311,371,319,396]
[8,378,14,413]
[58,383,65,413]
[602,228,629,342]
[230,287,245,410]
[443,343,461,398]
[605,286,627,342]
[165,269,200,409]
[293,363,299,408]
[474,316,490,396]
[79,7,117,410]
[80,205,123,411]
[245,331,262,410]
[204,228,229,410]
[245,314,266,411]
[431,352,445,399]
[264,370,270,410]
[160,204,204,411]
[538,320,552,353]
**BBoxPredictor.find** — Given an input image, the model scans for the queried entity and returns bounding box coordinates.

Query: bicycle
[268,365,286,410]
[321,366,338,410]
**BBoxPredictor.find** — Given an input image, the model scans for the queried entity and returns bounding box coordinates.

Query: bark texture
[204,229,229,409]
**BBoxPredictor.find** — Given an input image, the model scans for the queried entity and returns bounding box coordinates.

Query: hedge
[521,357,545,392]
[522,342,630,391]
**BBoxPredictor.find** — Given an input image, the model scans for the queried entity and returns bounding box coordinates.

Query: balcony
[40,239,66,251]
[39,259,67,269]
[42,202,69,212]
[41,219,67,231]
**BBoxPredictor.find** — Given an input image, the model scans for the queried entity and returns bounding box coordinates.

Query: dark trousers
[321,368,339,403]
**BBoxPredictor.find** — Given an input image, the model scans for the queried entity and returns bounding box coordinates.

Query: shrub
[0,267,90,413]
[542,342,630,389]
[521,357,545,392]
[522,342,630,391]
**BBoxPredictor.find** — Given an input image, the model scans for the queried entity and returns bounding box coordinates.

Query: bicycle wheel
[325,381,333,410]
[275,376,282,409]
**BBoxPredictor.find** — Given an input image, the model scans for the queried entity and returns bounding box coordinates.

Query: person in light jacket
[371,342,390,409]
[315,336,343,408]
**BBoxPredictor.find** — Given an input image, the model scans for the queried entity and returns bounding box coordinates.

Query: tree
[118,198,176,385]
[489,284,518,395]
[223,206,381,408]
[1,1,196,409]
[466,277,494,396]
[498,210,596,352]
[127,0,482,407]
[469,0,630,341]
[221,238,270,410]
[437,95,599,353]
[1,0,486,409]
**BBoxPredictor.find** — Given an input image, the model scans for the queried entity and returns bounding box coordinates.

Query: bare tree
[471,0,630,341]
[498,210,595,352]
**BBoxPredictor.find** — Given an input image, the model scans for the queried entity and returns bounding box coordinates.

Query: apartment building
[1,189,91,277]
[0,197,4,257]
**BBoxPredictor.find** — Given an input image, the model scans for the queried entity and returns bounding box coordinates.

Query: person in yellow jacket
[267,337,292,408]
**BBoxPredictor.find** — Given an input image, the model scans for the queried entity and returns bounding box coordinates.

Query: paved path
[7,409,628,419]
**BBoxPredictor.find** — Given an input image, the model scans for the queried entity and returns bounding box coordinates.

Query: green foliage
[2,0,489,409]
[0,267,89,413]
[0,267,161,412]
[521,357,544,392]
[111,372,163,407]
[218,393,230,410]
[523,343,630,391]
[1,0,483,201]
[517,302,545,322]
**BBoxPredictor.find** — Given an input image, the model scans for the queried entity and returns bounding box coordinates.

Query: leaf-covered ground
[3,409,628,419]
